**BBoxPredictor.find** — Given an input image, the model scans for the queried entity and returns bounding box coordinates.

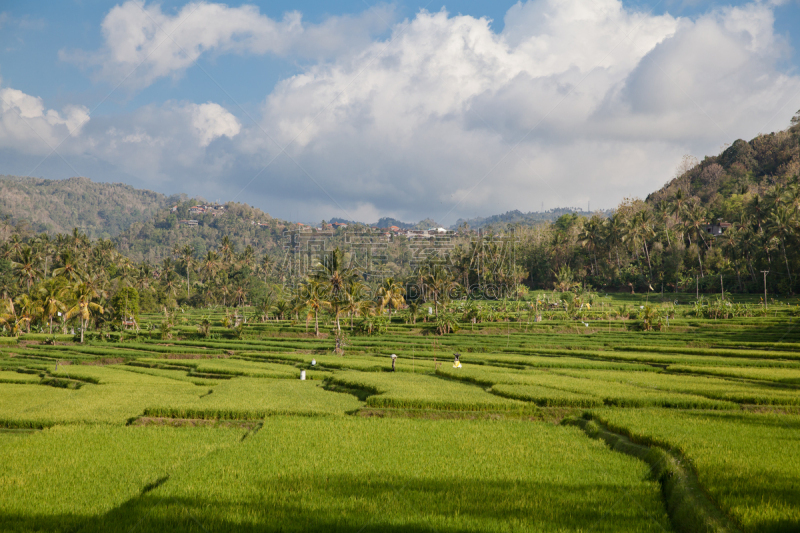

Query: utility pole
[761,271,769,309]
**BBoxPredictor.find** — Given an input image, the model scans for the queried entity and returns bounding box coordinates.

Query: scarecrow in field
[391,353,397,371]
[453,353,462,369]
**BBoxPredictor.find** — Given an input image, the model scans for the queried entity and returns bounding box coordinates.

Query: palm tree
[258,254,273,285]
[38,281,67,334]
[200,251,221,281]
[669,188,688,226]
[161,270,182,299]
[3,234,24,260]
[274,299,290,320]
[11,246,43,292]
[423,265,451,316]
[219,236,234,263]
[604,214,625,269]
[301,280,328,336]
[577,217,603,275]
[14,293,42,333]
[0,298,27,337]
[134,263,155,293]
[376,277,406,314]
[239,245,255,271]
[65,283,104,343]
[682,203,708,276]
[179,244,196,298]
[233,283,249,307]
[52,250,83,283]
[215,275,232,307]
[255,292,276,322]
[313,248,358,332]
[766,204,796,286]
[632,210,656,277]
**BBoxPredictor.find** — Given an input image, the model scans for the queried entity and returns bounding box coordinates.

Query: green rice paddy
[2,298,799,532]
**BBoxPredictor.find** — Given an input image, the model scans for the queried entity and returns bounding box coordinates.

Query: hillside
[0,175,178,238]
[453,208,610,230]
[647,114,800,213]
[115,199,286,263]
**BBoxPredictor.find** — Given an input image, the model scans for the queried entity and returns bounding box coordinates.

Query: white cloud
[234,0,800,222]
[0,86,89,154]
[190,102,240,147]
[62,0,396,90]
[5,0,800,223]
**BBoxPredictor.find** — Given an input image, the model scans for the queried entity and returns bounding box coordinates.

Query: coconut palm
[669,188,689,225]
[577,217,603,275]
[604,214,626,269]
[38,281,67,334]
[52,250,83,283]
[274,299,290,320]
[312,248,359,332]
[65,282,104,343]
[200,251,221,281]
[631,210,656,277]
[11,246,43,292]
[423,265,451,316]
[258,254,273,285]
[682,203,708,276]
[376,277,406,314]
[134,263,155,293]
[766,204,796,286]
[239,245,255,271]
[179,244,196,298]
[14,293,42,333]
[301,280,329,336]
[219,236,234,263]
[0,298,27,337]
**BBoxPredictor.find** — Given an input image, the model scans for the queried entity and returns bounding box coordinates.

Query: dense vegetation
[0,176,175,238]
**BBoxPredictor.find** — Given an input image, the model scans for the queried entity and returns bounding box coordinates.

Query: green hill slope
[0,175,177,238]
[115,200,287,263]
[647,116,800,213]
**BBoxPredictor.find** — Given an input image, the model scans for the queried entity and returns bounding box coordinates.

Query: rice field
[2,299,799,531]
[591,409,800,533]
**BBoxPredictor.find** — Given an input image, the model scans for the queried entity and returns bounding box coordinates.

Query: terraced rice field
[2,301,799,532]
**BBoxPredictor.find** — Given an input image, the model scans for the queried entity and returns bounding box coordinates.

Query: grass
[143,378,363,419]
[592,408,800,533]
[0,368,204,426]
[0,424,245,532]
[2,304,800,531]
[553,369,800,406]
[668,364,800,385]
[0,370,41,384]
[86,417,673,532]
[328,370,533,412]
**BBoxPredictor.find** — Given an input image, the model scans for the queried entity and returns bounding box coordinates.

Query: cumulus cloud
[61,0,396,90]
[236,0,800,222]
[0,85,89,154]
[190,102,241,147]
[0,81,238,189]
[5,0,800,223]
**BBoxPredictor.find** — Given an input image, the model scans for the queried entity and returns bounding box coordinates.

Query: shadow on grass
[0,476,672,533]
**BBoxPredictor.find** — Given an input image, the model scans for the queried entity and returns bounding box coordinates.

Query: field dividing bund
[2,305,800,531]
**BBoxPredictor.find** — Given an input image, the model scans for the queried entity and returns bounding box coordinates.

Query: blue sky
[1,0,799,224]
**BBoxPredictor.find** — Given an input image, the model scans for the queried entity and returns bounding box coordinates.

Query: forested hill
[114,200,287,263]
[647,115,800,213]
[454,208,611,230]
[0,175,177,238]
